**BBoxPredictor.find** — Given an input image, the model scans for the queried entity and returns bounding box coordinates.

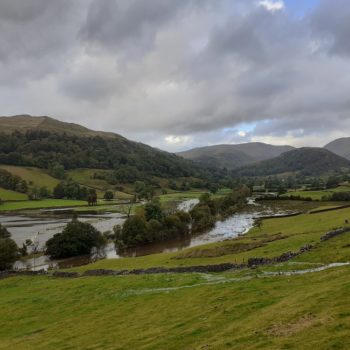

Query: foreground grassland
[0,265,349,349]
[1,201,350,349]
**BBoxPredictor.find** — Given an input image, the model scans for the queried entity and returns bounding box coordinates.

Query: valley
[1,115,350,349]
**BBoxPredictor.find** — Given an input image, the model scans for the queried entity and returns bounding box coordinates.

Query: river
[0,199,297,270]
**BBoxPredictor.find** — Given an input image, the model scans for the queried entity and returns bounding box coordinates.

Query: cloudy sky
[0,0,350,151]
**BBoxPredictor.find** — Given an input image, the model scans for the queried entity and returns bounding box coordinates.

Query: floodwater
[0,199,296,270]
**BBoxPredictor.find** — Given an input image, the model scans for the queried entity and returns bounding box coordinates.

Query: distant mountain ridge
[234,147,350,177]
[0,115,120,139]
[0,115,215,180]
[324,137,350,160]
[178,142,294,169]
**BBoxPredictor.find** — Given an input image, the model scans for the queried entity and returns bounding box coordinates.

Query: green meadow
[0,165,60,191]
[0,188,28,201]
[284,185,350,200]
[1,198,350,349]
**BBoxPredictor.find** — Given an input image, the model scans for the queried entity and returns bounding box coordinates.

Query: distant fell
[0,115,119,139]
[324,137,350,160]
[178,142,294,169]
[234,147,350,176]
[0,115,214,181]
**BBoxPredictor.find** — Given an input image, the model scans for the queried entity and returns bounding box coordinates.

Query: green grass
[157,190,206,203]
[0,187,28,201]
[0,199,87,211]
[0,165,60,191]
[67,168,133,199]
[157,188,231,204]
[284,185,350,200]
[0,265,349,349]
[1,200,350,349]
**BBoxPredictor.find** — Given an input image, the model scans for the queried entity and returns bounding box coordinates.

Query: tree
[53,182,65,199]
[0,224,11,238]
[48,162,65,179]
[39,186,50,198]
[208,183,219,194]
[87,189,97,206]
[103,191,114,201]
[0,225,18,270]
[144,199,164,221]
[115,215,148,248]
[46,220,105,259]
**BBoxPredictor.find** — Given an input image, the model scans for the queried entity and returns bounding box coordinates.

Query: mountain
[0,115,118,139]
[178,142,294,169]
[0,115,215,181]
[234,147,350,177]
[324,138,350,160]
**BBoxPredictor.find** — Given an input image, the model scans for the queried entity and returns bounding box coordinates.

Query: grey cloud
[79,0,208,56]
[1,0,350,152]
[311,0,350,55]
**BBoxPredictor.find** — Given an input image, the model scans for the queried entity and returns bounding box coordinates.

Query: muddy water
[0,199,296,270]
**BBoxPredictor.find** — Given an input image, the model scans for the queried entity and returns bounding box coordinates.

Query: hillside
[178,142,294,169]
[0,115,216,182]
[234,147,350,177]
[324,137,350,160]
[0,115,118,139]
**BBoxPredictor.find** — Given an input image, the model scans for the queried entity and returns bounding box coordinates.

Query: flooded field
[0,199,302,270]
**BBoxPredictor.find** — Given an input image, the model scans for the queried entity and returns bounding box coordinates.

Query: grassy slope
[0,188,28,201]
[0,165,59,191]
[1,202,350,349]
[0,266,349,349]
[67,168,133,200]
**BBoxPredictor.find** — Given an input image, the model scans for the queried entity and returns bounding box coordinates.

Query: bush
[104,191,114,201]
[45,219,105,259]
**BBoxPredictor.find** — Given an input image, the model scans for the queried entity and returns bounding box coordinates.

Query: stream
[0,199,297,270]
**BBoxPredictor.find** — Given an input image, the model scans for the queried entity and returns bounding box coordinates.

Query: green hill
[0,115,216,182]
[234,147,350,177]
[178,142,294,170]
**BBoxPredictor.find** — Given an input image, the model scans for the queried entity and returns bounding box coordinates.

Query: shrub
[104,191,114,201]
[46,219,105,259]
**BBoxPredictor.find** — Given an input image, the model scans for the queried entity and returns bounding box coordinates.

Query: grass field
[67,168,133,200]
[1,201,350,349]
[284,185,350,200]
[0,165,60,191]
[0,199,88,211]
[0,188,28,201]
[157,188,231,204]
[0,263,349,349]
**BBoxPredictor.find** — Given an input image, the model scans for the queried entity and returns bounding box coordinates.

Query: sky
[1,0,350,152]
